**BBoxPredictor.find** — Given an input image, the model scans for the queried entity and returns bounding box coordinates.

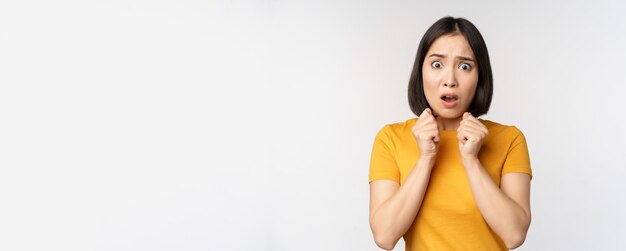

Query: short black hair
[408,16,493,117]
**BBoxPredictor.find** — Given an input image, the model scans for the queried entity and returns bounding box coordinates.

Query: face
[422,34,478,119]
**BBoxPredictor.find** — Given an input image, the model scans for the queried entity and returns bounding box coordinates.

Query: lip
[440,93,459,109]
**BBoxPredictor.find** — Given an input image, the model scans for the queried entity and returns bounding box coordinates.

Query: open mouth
[440,93,459,108]
[440,94,458,102]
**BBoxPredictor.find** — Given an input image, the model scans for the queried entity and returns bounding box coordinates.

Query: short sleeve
[369,125,400,183]
[502,126,533,177]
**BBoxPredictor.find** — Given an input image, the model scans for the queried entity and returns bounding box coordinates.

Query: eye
[459,63,472,71]
[431,61,442,69]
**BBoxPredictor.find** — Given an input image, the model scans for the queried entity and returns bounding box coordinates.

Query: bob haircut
[408,16,493,117]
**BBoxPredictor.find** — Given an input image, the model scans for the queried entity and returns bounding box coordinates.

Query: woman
[368,17,532,250]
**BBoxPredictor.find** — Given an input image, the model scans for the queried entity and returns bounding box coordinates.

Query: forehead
[426,34,474,57]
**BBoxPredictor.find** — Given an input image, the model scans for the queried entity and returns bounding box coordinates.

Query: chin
[432,108,463,119]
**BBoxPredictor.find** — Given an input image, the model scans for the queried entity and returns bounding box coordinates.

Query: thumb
[463,112,471,120]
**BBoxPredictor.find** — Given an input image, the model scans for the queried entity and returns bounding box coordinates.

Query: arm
[457,113,531,249]
[369,157,435,250]
[462,159,531,249]
[369,109,441,250]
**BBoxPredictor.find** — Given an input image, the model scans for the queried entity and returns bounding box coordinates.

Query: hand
[457,112,488,160]
[412,108,441,159]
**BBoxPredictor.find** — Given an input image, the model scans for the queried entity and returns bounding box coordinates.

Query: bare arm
[462,159,531,249]
[369,156,435,250]
[457,113,531,249]
[369,109,441,250]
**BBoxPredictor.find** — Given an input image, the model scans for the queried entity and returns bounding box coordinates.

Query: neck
[436,116,462,131]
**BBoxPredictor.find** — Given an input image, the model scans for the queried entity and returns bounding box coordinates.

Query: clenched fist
[412,108,441,159]
[457,112,489,159]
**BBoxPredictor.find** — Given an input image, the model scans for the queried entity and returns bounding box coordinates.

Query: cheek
[421,69,438,91]
[421,71,439,102]
[460,75,479,102]
[423,75,436,87]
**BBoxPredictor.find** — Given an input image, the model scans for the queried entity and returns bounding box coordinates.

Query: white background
[1,0,625,250]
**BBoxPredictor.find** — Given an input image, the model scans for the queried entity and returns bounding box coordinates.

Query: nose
[443,82,457,87]
[443,68,458,88]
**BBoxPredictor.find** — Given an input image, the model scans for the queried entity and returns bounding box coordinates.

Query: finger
[457,128,467,143]
[457,132,464,143]
[459,114,468,127]
[461,112,471,122]
[458,125,484,143]
[462,112,478,126]
[460,114,485,129]
[461,121,486,133]
[423,115,440,129]
[459,128,484,142]
[463,114,480,124]
[433,132,440,143]
[417,109,433,124]
[418,109,430,121]
[458,123,480,134]
[414,114,439,138]
[462,119,488,135]
[419,132,440,146]
[426,107,438,116]
[464,132,482,143]
[421,108,432,117]
[421,129,439,141]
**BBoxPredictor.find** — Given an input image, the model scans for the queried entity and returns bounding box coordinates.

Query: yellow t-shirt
[369,118,532,250]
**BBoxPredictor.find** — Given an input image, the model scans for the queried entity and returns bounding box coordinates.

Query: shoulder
[376,118,417,137]
[373,118,416,147]
[479,119,526,140]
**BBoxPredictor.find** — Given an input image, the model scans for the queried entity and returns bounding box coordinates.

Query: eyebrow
[428,53,475,62]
